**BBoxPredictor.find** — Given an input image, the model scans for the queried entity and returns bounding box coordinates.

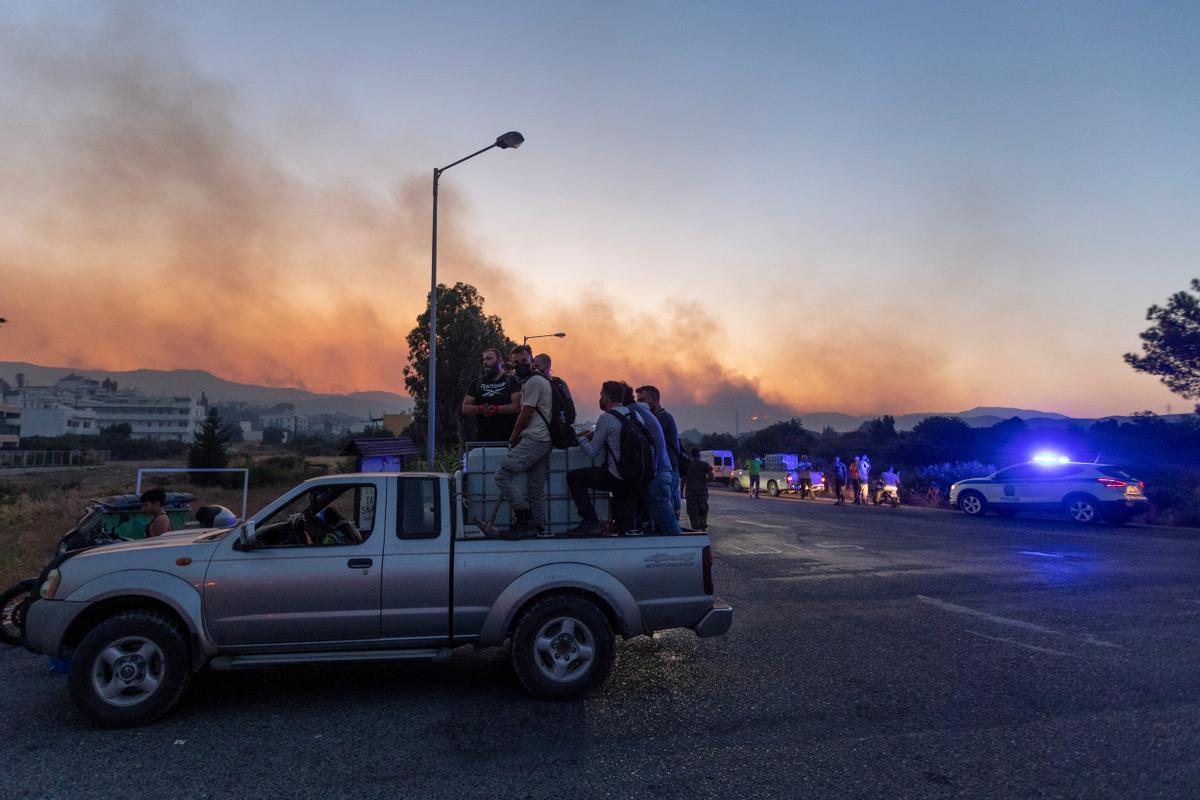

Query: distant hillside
[0,362,411,419]
[801,406,1072,433]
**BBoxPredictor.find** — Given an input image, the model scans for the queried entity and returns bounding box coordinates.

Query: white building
[13,376,204,442]
[77,394,204,442]
[18,401,99,438]
[0,403,20,448]
[260,413,309,433]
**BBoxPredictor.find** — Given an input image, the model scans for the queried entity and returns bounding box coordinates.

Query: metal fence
[0,449,111,470]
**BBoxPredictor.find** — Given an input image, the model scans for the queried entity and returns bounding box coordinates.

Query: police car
[949,454,1149,525]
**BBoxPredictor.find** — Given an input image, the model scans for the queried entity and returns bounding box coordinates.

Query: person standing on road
[858,455,871,504]
[849,456,861,504]
[746,455,763,499]
[798,453,814,499]
[493,346,553,538]
[831,457,848,505]
[684,446,713,531]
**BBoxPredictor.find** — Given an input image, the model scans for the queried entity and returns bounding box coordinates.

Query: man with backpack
[493,346,554,538]
[636,385,684,522]
[565,381,647,536]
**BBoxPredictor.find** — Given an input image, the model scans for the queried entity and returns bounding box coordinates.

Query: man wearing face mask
[462,347,521,443]
[493,345,554,537]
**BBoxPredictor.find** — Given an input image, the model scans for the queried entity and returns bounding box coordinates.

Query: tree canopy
[1125,278,1200,401]
[403,282,515,450]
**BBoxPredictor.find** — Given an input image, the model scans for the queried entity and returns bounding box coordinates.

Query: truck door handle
[347,558,373,569]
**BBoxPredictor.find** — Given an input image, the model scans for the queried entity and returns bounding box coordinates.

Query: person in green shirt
[745,456,763,499]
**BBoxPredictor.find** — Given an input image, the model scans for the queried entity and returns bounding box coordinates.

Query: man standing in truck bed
[494,346,554,537]
[461,347,521,443]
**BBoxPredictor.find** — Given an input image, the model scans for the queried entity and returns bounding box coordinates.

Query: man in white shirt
[493,346,553,538]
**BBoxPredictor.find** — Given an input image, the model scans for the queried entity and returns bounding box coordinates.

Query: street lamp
[522,332,566,346]
[427,131,524,467]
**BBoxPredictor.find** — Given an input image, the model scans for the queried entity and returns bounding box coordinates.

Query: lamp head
[496,131,524,149]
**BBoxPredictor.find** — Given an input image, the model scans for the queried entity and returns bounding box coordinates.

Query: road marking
[916,595,1061,634]
[1019,551,1064,558]
[916,595,1122,649]
[965,630,1076,657]
[814,542,865,550]
[731,518,790,530]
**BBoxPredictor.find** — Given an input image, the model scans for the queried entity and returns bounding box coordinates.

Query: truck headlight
[40,569,61,599]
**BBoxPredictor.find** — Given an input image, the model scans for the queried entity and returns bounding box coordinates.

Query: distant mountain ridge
[0,362,412,419]
[801,406,1078,434]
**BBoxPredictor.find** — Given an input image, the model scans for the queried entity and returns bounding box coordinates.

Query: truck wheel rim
[961,496,981,515]
[90,636,165,707]
[534,616,595,683]
[1069,500,1095,522]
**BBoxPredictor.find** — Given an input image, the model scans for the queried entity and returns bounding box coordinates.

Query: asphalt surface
[3,491,1199,800]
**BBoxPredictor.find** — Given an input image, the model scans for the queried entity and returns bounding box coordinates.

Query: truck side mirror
[234,521,256,551]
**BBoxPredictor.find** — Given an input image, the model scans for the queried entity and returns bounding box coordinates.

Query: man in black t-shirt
[461,347,521,443]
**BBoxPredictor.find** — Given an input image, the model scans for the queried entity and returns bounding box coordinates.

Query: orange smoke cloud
[0,12,962,433]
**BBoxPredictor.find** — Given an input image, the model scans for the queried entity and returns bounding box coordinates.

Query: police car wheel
[1064,494,1100,525]
[957,491,987,517]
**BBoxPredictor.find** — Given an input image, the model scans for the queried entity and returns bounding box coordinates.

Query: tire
[511,595,615,701]
[1064,494,1100,525]
[729,476,742,492]
[67,610,192,729]
[957,491,987,517]
[767,480,780,497]
[1,581,37,647]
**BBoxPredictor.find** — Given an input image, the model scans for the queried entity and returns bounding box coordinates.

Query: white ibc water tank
[462,445,609,535]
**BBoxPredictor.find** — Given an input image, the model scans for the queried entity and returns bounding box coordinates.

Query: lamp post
[522,331,566,347]
[427,131,524,467]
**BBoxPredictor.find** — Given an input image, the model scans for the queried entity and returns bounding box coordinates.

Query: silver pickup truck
[24,472,731,728]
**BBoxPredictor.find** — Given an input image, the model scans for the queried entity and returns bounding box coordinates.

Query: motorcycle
[1,492,197,647]
[872,478,901,508]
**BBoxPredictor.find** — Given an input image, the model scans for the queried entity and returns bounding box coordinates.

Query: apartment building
[0,403,20,448]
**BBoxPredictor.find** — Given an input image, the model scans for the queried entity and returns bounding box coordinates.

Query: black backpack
[534,375,578,449]
[606,408,656,486]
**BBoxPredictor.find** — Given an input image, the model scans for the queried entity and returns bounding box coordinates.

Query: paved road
[3,494,1198,799]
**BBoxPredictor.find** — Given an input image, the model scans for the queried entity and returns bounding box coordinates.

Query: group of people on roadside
[829,455,899,506]
[461,345,705,538]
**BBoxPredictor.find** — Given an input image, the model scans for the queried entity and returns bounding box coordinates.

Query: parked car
[731,454,795,497]
[949,458,1149,525]
[23,470,732,728]
[699,450,735,484]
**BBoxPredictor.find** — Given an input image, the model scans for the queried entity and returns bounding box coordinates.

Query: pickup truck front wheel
[512,596,614,700]
[68,610,192,728]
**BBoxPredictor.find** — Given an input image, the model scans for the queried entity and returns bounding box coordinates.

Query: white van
[699,450,735,483]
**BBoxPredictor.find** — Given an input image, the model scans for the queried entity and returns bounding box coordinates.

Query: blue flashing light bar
[1031,452,1069,464]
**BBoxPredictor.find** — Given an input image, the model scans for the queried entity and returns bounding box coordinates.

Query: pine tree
[189,407,230,485]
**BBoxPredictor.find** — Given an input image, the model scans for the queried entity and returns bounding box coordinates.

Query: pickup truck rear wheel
[512,596,614,700]
[767,480,780,497]
[68,610,192,728]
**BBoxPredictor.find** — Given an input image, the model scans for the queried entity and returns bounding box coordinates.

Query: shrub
[906,461,995,507]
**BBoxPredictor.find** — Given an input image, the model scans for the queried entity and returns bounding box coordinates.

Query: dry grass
[0,461,284,587]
